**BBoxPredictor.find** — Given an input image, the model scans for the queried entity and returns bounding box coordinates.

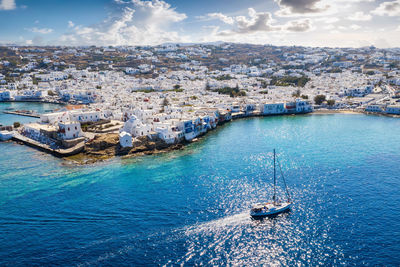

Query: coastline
[7,109,400,165]
[312,109,366,115]
[313,109,400,118]
[0,100,66,105]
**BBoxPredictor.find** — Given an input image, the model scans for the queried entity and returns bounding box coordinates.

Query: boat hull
[250,202,291,218]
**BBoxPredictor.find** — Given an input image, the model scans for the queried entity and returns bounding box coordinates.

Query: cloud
[205,8,313,41]
[234,8,277,33]
[349,24,361,30]
[68,21,75,28]
[348,11,372,21]
[215,8,280,36]
[323,24,335,30]
[59,0,187,45]
[275,0,329,16]
[26,27,54,34]
[283,18,313,32]
[0,0,16,10]
[315,16,339,23]
[203,13,234,25]
[372,0,400,16]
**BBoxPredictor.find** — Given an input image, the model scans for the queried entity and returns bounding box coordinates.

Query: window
[68,127,70,131]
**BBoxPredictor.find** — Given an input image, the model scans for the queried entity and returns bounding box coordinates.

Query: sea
[1,104,400,266]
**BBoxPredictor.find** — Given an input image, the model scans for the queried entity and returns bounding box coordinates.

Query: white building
[119,131,133,148]
[58,121,83,140]
[386,105,400,115]
[122,115,152,137]
[260,103,285,115]
[365,104,384,113]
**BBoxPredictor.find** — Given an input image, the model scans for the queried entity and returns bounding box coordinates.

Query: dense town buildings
[0,43,399,153]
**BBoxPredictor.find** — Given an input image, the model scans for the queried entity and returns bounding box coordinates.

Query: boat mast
[273,149,276,204]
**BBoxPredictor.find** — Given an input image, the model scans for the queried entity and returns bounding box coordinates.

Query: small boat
[251,149,292,218]
[0,130,14,141]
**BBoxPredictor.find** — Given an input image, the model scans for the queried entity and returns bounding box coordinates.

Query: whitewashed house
[58,121,83,140]
[260,103,285,115]
[365,104,384,113]
[122,115,152,137]
[386,105,400,115]
[119,131,133,148]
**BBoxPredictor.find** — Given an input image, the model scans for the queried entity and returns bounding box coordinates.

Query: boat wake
[172,211,294,266]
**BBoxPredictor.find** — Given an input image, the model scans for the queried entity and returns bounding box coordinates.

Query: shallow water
[0,113,400,265]
[0,101,62,125]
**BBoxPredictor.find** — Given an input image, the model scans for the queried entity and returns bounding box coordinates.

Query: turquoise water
[0,102,62,125]
[1,113,400,265]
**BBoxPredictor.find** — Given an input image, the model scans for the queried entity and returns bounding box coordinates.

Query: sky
[1,0,400,48]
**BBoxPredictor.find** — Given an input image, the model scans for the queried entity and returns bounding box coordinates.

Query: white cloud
[25,39,33,45]
[315,16,339,23]
[209,8,314,37]
[203,13,234,25]
[350,24,361,30]
[59,0,188,46]
[372,0,400,17]
[348,11,372,21]
[68,21,75,28]
[26,27,54,34]
[283,18,313,32]
[200,8,314,45]
[323,24,335,30]
[214,8,280,36]
[0,0,16,10]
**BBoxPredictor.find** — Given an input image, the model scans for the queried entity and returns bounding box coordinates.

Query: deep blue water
[1,113,400,266]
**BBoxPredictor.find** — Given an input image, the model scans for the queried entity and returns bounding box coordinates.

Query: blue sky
[1,0,400,47]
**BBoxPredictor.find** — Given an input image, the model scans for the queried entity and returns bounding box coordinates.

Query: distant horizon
[1,41,399,50]
[1,0,400,48]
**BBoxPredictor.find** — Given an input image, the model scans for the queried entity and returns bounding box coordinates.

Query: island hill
[8,99,312,164]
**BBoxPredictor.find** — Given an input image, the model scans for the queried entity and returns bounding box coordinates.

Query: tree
[47,90,55,96]
[173,84,181,90]
[162,97,169,106]
[205,81,211,91]
[13,122,20,128]
[292,89,301,97]
[301,94,308,99]
[327,99,335,106]
[314,95,326,105]
[365,70,375,75]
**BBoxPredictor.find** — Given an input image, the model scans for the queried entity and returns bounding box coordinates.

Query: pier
[12,133,85,157]
[3,110,41,118]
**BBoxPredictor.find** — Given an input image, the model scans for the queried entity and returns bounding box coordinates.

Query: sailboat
[250,149,292,218]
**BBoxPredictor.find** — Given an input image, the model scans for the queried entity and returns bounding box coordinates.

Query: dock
[12,133,85,157]
[3,110,41,118]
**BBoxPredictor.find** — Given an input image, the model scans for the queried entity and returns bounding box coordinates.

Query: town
[0,43,399,161]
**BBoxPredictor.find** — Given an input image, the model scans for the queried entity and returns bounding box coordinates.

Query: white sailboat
[250,149,292,218]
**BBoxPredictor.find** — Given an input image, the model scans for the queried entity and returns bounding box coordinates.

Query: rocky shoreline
[64,133,188,165]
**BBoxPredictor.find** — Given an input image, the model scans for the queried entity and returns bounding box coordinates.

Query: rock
[86,133,119,151]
